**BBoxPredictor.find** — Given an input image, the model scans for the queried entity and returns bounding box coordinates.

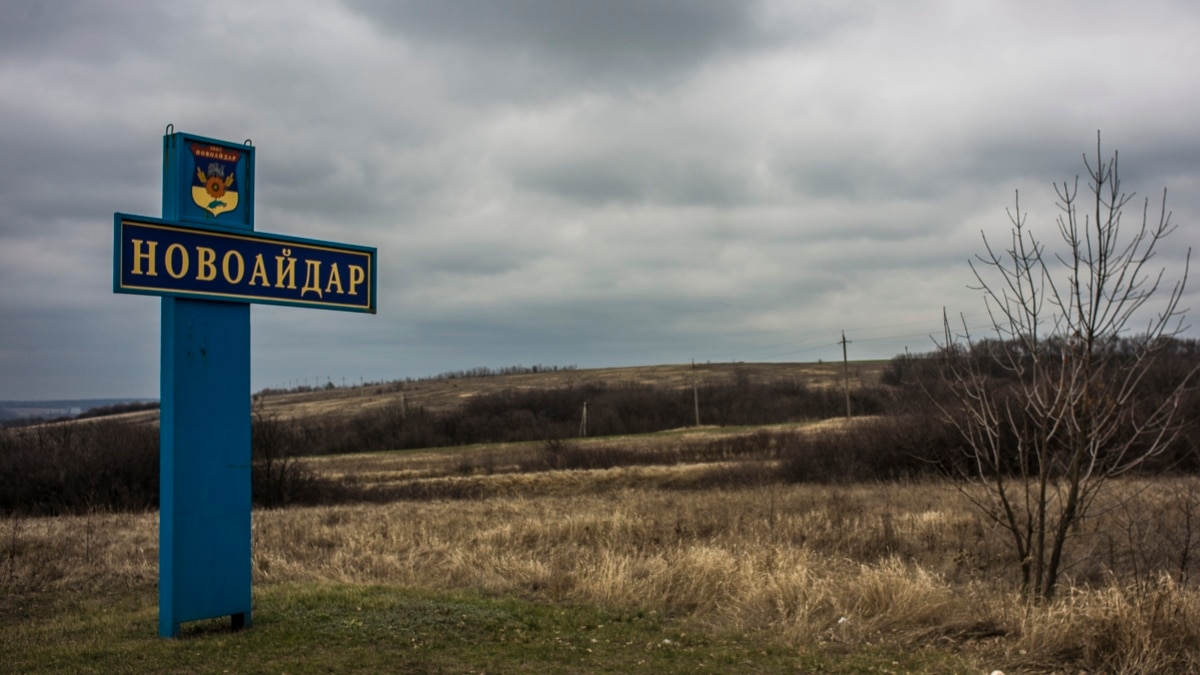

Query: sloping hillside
[267,360,888,421]
[108,360,887,425]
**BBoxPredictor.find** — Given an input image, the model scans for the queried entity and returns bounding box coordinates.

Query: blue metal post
[159,298,252,637]
[158,132,255,637]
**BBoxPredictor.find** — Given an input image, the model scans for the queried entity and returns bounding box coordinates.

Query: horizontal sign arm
[113,214,377,314]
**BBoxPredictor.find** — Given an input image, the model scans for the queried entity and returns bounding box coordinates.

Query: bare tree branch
[939,133,1195,599]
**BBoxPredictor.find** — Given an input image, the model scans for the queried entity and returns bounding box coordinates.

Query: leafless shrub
[776,414,961,484]
[940,134,1197,600]
[0,420,158,515]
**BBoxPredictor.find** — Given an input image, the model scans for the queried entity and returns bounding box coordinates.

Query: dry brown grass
[309,417,859,489]
[15,359,1200,670]
[2,510,158,593]
[8,468,1200,672]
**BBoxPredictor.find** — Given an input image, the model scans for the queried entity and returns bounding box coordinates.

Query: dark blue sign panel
[114,214,377,313]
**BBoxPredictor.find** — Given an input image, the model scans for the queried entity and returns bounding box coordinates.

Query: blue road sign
[113,130,376,637]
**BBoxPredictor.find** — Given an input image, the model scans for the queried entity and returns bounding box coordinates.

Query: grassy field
[7,422,1200,671]
[3,582,974,674]
[6,362,1200,672]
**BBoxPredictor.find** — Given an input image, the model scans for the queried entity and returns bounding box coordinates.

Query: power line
[698,315,996,363]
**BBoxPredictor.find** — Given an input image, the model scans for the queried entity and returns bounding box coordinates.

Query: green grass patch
[1,584,973,673]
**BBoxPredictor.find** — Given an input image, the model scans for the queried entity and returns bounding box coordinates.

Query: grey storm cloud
[2,0,1199,399]
[343,0,790,95]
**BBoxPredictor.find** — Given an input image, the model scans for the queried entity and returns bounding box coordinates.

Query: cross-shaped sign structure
[113,129,376,637]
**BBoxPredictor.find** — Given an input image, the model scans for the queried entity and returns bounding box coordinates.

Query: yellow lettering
[196,246,217,281]
[164,243,189,279]
[348,265,365,296]
[324,262,344,295]
[249,254,269,286]
[274,249,296,290]
[301,259,323,298]
[130,239,158,276]
[222,250,245,284]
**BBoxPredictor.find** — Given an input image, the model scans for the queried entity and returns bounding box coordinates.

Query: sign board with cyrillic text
[114,214,376,313]
[112,129,378,638]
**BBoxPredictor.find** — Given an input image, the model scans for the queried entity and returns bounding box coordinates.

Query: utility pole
[579,400,588,437]
[942,306,954,365]
[840,331,852,418]
[692,359,701,427]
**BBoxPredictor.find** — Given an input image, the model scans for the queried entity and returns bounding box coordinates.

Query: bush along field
[4,348,1200,673]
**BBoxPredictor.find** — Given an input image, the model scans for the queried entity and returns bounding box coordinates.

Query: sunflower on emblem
[190,144,241,217]
[197,164,235,206]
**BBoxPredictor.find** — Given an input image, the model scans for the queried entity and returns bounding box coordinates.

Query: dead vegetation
[5,358,1200,671]
[7,466,1200,672]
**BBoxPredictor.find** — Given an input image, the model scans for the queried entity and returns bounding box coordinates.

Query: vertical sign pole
[158,133,254,637]
[160,300,251,637]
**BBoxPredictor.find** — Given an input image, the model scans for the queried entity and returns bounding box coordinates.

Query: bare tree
[940,133,1195,600]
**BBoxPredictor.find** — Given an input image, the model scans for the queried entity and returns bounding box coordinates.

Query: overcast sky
[3,0,1199,400]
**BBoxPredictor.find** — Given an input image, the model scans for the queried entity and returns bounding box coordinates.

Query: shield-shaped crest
[190,143,241,217]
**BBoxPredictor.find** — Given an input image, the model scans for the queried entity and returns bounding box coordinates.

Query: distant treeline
[74,400,160,420]
[252,375,889,460]
[1,399,159,428]
[3,341,1198,515]
[253,364,578,397]
[0,420,159,514]
[881,336,1200,473]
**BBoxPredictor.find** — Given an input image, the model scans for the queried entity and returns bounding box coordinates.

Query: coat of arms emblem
[190,143,241,217]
